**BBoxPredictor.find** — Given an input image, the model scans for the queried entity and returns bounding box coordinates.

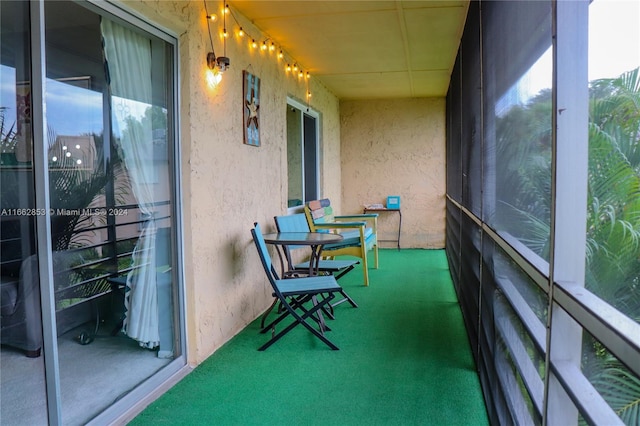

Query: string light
[218,4,311,98]
[204,0,229,88]
[305,66,311,107]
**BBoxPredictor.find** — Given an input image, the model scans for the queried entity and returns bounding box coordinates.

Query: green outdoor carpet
[131,249,489,426]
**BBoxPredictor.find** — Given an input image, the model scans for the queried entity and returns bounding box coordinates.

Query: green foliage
[586,68,640,318]
[47,128,122,250]
[494,89,553,251]
[590,354,640,424]
[0,107,17,154]
[497,67,640,423]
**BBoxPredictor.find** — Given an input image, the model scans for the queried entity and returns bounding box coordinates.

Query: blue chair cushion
[324,227,374,249]
[275,275,341,296]
[293,259,357,271]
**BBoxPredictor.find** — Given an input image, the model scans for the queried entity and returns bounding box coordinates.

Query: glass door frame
[27,1,188,423]
[286,96,320,212]
[30,1,62,423]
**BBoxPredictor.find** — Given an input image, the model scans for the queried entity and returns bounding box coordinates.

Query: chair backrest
[273,214,310,267]
[274,213,310,233]
[306,199,335,225]
[274,213,312,249]
[250,223,277,285]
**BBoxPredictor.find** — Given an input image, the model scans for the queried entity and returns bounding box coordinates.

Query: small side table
[363,207,402,250]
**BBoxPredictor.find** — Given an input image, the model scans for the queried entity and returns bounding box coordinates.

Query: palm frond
[0,107,17,153]
[592,365,640,425]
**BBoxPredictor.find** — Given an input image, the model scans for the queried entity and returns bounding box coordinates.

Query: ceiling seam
[318,69,450,77]
[395,1,414,96]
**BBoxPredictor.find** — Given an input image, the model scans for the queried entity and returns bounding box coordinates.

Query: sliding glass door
[0,1,48,423]
[286,98,319,208]
[1,1,184,423]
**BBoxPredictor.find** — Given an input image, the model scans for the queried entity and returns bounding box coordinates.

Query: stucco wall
[340,99,446,249]
[119,2,444,365]
[124,1,342,364]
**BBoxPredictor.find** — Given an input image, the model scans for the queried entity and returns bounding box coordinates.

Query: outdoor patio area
[130,249,488,425]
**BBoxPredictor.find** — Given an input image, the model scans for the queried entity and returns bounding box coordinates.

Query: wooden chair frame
[304,199,379,286]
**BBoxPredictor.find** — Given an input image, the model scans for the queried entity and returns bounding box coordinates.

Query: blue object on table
[386,196,400,209]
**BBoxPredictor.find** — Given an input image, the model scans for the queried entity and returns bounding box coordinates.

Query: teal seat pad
[275,275,341,296]
[293,259,358,271]
[324,227,374,249]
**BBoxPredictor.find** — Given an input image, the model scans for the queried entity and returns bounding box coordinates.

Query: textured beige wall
[340,99,446,249]
[125,1,342,363]
[120,2,445,365]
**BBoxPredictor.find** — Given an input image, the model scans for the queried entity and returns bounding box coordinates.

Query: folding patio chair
[251,223,342,350]
[274,213,358,310]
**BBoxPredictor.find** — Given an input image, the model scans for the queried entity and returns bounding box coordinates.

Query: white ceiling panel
[229,0,469,99]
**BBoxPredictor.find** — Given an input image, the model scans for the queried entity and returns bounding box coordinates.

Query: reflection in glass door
[0,1,48,424]
[44,2,180,424]
[3,0,182,424]
[286,100,319,208]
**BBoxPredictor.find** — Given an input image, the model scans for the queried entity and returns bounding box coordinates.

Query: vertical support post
[30,0,63,423]
[544,1,589,424]
[103,73,118,274]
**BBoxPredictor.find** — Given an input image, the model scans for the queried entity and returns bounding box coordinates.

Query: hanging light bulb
[278,50,284,59]
[238,27,244,37]
[286,64,291,72]
[293,63,298,72]
[306,72,310,79]
[203,0,229,82]
[206,67,222,87]
[205,51,225,87]
[261,41,268,51]
[307,91,312,99]
[224,4,230,14]
[269,42,276,52]
[298,70,304,78]
[251,39,258,48]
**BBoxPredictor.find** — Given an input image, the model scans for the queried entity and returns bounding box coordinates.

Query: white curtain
[101,19,159,349]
